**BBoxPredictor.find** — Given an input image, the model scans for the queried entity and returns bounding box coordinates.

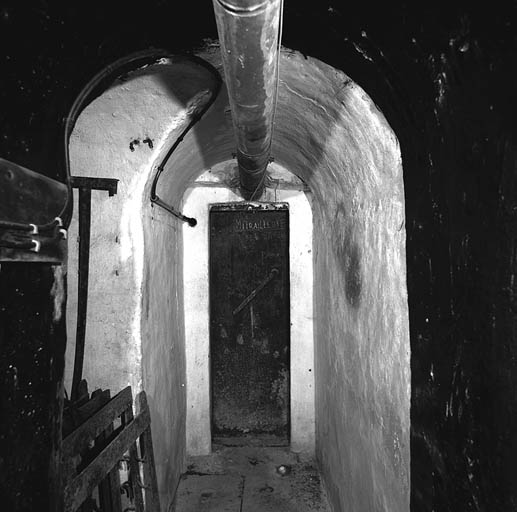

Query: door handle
[232,268,279,316]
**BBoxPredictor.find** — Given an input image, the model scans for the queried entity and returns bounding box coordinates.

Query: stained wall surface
[274,52,409,512]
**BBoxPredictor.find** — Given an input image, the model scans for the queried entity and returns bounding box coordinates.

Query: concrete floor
[173,444,331,511]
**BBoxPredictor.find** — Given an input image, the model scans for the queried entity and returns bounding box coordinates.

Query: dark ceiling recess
[0,2,516,511]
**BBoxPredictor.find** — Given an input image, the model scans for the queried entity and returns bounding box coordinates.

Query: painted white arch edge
[183,162,315,455]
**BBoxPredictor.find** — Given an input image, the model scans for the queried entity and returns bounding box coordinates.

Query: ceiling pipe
[212,0,282,199]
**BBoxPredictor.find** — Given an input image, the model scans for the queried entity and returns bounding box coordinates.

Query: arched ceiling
[158,48,403,218]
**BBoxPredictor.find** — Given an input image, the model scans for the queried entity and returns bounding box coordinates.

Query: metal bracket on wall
[70,176,118,401]
[0,158,69,263]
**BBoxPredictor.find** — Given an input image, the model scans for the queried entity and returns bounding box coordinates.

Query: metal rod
[151,196,197,227]
[70,176,119,400]
[233,268,278,315]
[70,176,118,196]
[71,187,91,400]
[150,56,221,226]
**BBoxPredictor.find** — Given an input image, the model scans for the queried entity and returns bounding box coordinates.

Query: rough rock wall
[0,265,66,511]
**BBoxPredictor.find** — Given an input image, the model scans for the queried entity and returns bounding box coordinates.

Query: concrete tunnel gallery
[0,0,517,512]
[5,2,515,512]
[3,8,412,510]
[58,44,410,510]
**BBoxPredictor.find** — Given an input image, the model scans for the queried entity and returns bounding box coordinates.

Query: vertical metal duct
[212,0,282,199]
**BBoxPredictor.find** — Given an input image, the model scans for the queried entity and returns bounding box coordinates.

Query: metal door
[210,203,290,442]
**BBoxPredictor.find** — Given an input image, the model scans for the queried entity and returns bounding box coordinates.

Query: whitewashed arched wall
[65,57,220,510]
[65,46,410,512]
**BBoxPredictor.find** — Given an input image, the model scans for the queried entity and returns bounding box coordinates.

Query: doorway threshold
[213,434,289,448]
